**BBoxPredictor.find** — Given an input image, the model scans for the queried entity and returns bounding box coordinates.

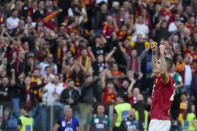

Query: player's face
[155,59,161,74]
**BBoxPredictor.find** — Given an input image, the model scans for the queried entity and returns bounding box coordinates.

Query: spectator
[101,15,116,39]
[78,48,91,72]
[53,107,80,131]
[79,75,96,131]
[119,41,150,74]
[71,61,85,87]
[42,66,55,83]
[43,74,64,104]
[68,0,87,24]
[118,77,135,103]
[87,104,112,131]
[134,16,149,40]
[159,1,174,25]
[6,9,19,30]
[93,3,109,34]
[43,74,64,126]
[101,74,116,105]
[11,51,26,77]
[170,63,184,131]
[168,14,182,33]
[130,34,150,55]
[111,1,120,15]
[170,63,184,93]
[180,56,193,93]
[60,79,80,120]
[0,76,12,107]
[155,20,170,43]
[32,0,45,22]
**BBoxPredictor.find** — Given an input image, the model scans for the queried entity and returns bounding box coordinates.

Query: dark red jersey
[150,74,175,120]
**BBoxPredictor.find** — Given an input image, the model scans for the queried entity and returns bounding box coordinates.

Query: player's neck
[156,72,169,76]
[156,72,160,76]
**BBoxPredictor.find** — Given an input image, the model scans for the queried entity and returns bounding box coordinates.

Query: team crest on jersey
[155,78,158,84]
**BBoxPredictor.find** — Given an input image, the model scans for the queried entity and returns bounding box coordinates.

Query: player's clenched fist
[150,42,157,51]
[159,45,165,54]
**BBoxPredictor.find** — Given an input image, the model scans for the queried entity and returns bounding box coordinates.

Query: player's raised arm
[159,45,168,83]
[151,42,158,73]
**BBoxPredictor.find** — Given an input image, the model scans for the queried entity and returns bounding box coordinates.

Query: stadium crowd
[0,0,197,131]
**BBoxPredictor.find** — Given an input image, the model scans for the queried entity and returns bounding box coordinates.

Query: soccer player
[148,42,175,131]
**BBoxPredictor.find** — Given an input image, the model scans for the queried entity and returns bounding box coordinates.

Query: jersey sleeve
[88,116,93,125]
[108,117,112,127]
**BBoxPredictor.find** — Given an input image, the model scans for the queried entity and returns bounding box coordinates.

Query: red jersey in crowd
[150,74,175,120]
[102,24,115,39]
[185,23,194,33]
[102,88,116,104]
[160,8,173,25]
[184,49,197,70]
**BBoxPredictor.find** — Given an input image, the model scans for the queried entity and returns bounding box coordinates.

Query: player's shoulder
[168,74,175,84]
[158,74,175,86]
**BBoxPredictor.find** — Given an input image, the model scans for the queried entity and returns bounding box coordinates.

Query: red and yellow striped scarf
[79,56,89,71]
[31,77,42,99]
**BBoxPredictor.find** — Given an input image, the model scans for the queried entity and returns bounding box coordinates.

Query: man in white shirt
[43,75,64,104]
[42,75,65,126]
[183,56,192,94]
[134,16,149,40]
[6,9,20,30]
[68,0,87,24]
[168,14,182,32]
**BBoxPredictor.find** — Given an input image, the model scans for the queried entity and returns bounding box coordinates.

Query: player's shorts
[148,119,171,131]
